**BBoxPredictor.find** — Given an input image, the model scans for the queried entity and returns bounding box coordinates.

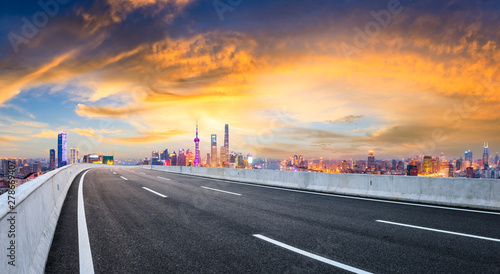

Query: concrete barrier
[0,164,105,274]
[145,165,500,211]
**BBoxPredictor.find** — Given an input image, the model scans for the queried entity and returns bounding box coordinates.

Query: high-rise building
[194,121,200,167]
[495,153,499,166]
[170,152,177,166]
[152,151,160,165]
[32,162,41,174]
[211,134,217,167]
[224,124,229,165]
[70,147,79,164]
[206,153,211,166]
[220,146,226,168]
[49,149,56,170]
[186,149,194,166]
[160,149,169,161]
[465,150,473,167]
[58,131,67,168]
[483,143,490,169]
[178,149,186,166]
[368,151,375,169]
[423,156,432,174]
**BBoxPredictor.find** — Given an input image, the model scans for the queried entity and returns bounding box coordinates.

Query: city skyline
[0,1,499,160]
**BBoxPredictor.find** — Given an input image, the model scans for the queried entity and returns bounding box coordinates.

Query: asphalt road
[46,167,500,273]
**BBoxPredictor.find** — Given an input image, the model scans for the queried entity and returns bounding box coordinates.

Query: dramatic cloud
[1,0,499,159]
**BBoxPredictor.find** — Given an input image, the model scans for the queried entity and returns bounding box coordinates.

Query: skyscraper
[495,153,499,166]
[465,150,473,167]
[224,124,229,165]
[194,121,200,167]
[70,147,79,164]
[151,151,160,165]
[211,134,217,167]
[58,131,67,168]
[423,156,432,174]
[483,143,490,169]
[49,149,56,170]
[368,151,375,169]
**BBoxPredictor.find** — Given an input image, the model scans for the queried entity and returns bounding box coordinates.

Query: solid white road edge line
[201,186,242,196]
[142,187,167,198]
[78,170,95,274]
[157,176,171,181]
[253,234,371,274]
[376,220,500,242]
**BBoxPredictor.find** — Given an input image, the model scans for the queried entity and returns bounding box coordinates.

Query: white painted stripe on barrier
[142,187,167,198]
[201,186,241,196]
[157,176,171,181]
[120,176,128,180]
[376,220,500,242]
[78,170,95,274]
[253,234,371,274]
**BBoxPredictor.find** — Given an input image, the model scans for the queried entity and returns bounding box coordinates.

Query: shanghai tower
[224,124,229,166]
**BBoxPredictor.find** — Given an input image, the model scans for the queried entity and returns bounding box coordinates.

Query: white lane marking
[201,186,242,196]
[113,172,116,174]
[376,220,500,243]
[139,172,146,175]
[157,176,171,181]
[192,177,500,216]
[78,170,95,274]
[142,187,167,198]
[253,234,371,274]
[120,176,128,180]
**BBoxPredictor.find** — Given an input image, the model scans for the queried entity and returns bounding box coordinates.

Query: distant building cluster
[142,123,254,169]
[280,143,500,179]
[0,158,46,194]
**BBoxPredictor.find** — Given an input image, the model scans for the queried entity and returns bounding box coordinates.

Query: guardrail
[144,165,500,211]
[0,164,103,274]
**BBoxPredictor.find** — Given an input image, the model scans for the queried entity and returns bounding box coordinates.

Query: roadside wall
[0,164,104,274]
[145,165,500,211]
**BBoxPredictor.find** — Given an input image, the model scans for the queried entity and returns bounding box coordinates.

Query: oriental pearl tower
[194,120,200,167]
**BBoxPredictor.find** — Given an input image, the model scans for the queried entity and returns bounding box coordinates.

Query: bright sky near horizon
[0,0,499,160]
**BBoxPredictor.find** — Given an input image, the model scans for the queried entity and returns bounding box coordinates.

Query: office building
[49,149,56,170]
[58,131,67,168]
[465,150,473,167]
[70,147,79,164]
[368,151,375,169]
[483,143,490,169]
[211,134,217,167]
[151,151,160,165]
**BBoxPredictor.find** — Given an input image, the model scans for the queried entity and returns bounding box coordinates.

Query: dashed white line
[376,220,500,243]
[142,187,167,198]
[201,186,242,196]
[157,176,171,181]
[196,177,500,216]
[78,170,95,274]
[113,172,116,174]
[139,172,146,175]
[253,234,371,274]
[120,176,128,180]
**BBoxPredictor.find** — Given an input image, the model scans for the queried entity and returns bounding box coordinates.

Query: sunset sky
[0,0,499,160]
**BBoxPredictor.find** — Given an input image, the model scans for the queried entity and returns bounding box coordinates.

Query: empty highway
[45,167,500,273]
